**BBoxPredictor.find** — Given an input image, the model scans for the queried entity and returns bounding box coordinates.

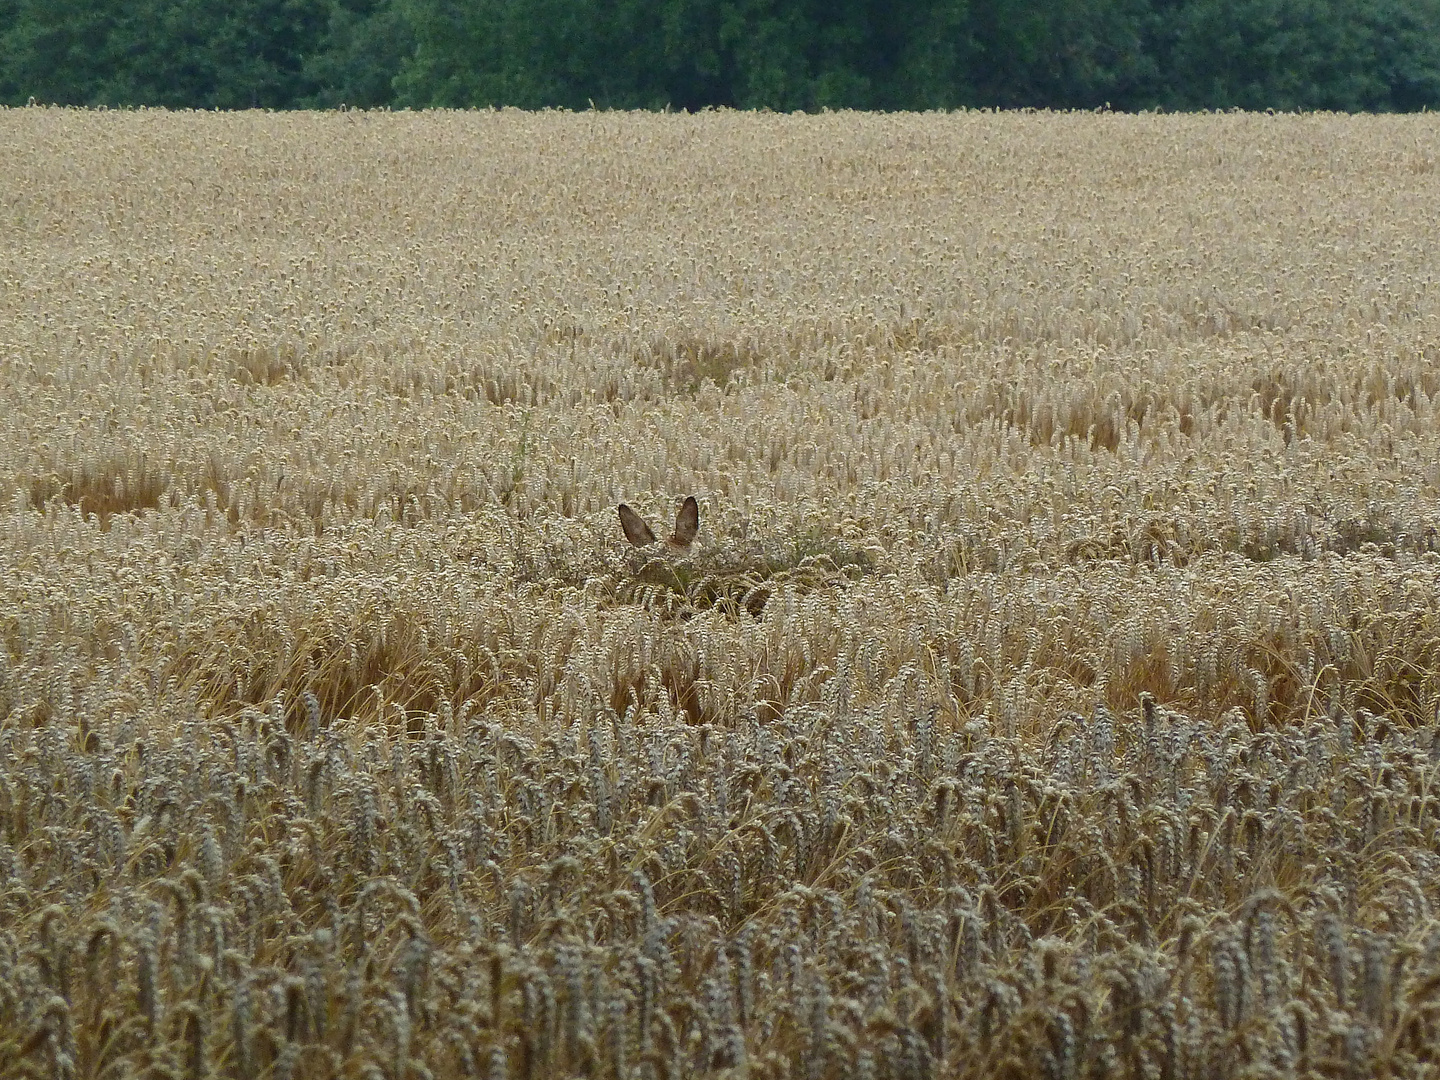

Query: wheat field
[2,105,1440,1078]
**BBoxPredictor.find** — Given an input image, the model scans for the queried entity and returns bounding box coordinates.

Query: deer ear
[673,496,699,544]
[618,504,657,546]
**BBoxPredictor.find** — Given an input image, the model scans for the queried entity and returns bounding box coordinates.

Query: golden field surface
[3,105,1440,1079]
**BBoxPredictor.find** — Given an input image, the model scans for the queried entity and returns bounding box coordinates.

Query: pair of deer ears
[618,496,699,548]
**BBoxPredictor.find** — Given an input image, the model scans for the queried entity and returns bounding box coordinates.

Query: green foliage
[1,0,118,105]
[1153,0,1440,111]
[2,0,1439,110]
[965,0,1157,107]
[299,0,414,107]
[0,0,330,107]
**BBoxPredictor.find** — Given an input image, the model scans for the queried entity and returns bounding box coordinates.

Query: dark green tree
[300,0,415,106]
[4,0,1440,111]
[965,0,1158,108]
[0,0,329,107]
[1155,0,1440,111]
[1,0,121,104]
[391,0,975,110]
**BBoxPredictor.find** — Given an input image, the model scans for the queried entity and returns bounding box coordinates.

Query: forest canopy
[3,0,1439,111]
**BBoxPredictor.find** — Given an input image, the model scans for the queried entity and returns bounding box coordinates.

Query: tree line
[3,0,1439,112]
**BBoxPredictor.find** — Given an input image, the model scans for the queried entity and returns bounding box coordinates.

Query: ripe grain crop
[2,105,1440,1078]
